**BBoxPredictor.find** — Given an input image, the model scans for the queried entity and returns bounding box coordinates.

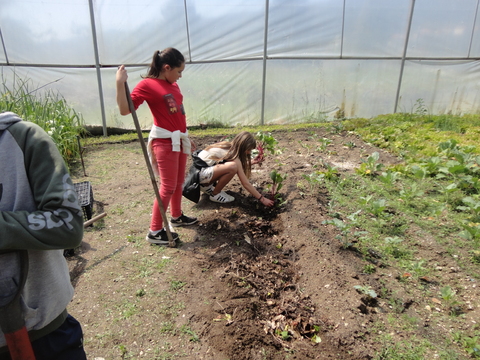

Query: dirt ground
[67,127,479,360]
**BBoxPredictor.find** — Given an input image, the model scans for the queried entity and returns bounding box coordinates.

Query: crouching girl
[187,131,274,207]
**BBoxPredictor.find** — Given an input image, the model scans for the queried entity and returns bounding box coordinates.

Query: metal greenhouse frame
[1,0,479,136]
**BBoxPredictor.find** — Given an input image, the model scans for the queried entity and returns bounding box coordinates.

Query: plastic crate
[74,181,94,221]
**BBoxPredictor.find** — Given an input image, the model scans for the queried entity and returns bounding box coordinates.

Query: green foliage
[320,162,340,181]
[374,338,429,360]
[363,263,376,274]
[329,121,344,134]
[350,114,478,158]
[344,140,357,149]
[413,98,428,116]
[440,286,456,301]
[368,199,388,217]
[302,172,325,194]
[267,169,287,204]
[322,210,364,248]
[169,280,186,291]
[453,332,480,358]
[0,72,86,165]
[256,131,278,154]
[383,237,411,260]
[317,137,333,151]
[252,131,279,166]
[353,285,377,299]
[378,170,401,185]
[470,250,480,264]
[179,325,200,342]
[356,152,384,176]
[457,196,480,222]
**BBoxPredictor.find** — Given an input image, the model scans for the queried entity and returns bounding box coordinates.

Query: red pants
[150,139,187,231]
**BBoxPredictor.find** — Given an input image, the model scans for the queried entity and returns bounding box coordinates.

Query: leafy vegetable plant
[267,170,287,203]
[356,152,384,176]
[353,285,377,299]
[253,131,279,166]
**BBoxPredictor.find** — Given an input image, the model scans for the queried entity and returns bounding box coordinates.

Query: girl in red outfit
[116,48,197,245]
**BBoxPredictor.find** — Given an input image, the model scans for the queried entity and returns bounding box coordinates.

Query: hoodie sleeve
[0,121,84,251]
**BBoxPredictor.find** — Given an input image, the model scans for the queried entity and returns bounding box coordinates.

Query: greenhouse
[3,2,480,359]
[1,0,479,135]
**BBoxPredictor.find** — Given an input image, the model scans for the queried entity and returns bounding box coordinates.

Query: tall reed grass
[0,71,85,165]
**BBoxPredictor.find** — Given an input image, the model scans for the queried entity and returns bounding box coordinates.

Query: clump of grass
[0,71,86,166]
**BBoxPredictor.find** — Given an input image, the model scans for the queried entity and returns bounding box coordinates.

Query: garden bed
[68,127,480,360]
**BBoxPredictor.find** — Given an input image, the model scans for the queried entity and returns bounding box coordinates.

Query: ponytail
[144,48,185,79]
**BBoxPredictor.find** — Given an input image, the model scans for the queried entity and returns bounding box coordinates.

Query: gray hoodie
[0,112,84,348]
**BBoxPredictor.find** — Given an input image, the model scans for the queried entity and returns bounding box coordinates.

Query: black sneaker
[146,229,179,245]
[170,213,198,227]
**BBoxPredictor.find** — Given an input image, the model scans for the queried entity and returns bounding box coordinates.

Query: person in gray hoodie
[0,112,86,359]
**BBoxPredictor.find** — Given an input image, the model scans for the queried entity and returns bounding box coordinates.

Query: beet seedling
[252,131,278,166]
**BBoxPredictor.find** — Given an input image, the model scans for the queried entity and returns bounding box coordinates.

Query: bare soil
[68,127,479,360]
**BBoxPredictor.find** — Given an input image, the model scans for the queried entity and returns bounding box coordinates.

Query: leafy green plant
[463,336,480,358]
[440,286,456,302]
[317,137,333,151]
[298,140,313,155]
[353,285,378,299]
[384,236,411,259]
[321,162,339,181]
[401,259,428,278]
[378,171,401,185]
[344,141,356,149]
[169,280,186,291]
[470,250,480,264]
[253,131,279,165]
[180,325,200,342]
[0,72,86,166]
[459,222,480,244]
[302,171,325,194]
[322,210,364,248]
[363,264,376,274]
[399,183,424,202]
[453,332,480,358]
[456,196,480,222]
[275,328,290,341]
[369,199,388,217]
[329,121,344,134]
[135,288,146,297]
[356,152,384,176]
[267,170,287,204]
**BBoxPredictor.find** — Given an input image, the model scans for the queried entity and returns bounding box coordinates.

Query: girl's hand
[260,195,274,207]
[116,65,128,84]
[116,65,131,115]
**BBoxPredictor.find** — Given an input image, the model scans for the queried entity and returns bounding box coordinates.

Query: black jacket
[182,150,210,203]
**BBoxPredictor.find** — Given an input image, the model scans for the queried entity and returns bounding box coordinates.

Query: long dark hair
[143,48,185,79]
[205,132,257,178]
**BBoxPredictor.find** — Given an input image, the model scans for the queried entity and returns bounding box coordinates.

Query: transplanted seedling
[267,169,287,204]
[353,285,377,299]
[252,131,278,166]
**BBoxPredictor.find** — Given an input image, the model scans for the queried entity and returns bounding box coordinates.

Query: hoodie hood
[0,112,22,130]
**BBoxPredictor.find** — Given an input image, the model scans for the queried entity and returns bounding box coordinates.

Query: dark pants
[0,315,86,360]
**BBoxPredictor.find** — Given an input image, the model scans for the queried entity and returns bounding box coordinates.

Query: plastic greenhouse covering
[1,0,479,135]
